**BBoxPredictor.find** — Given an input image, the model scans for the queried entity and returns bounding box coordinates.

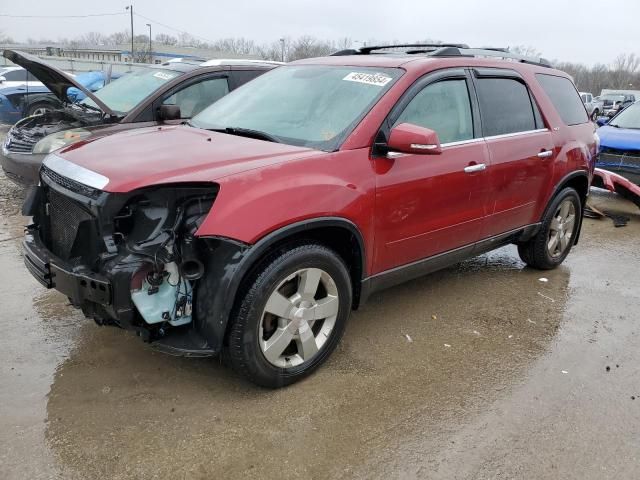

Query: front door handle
[537,150,554,158]
[464,163,486,173]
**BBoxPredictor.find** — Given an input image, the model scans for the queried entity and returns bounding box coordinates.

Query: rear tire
[518,188,581,270]
[225,243,352,388]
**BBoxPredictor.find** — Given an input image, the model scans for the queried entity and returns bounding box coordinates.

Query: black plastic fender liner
[194,237,249,354]
[195,217,367,353]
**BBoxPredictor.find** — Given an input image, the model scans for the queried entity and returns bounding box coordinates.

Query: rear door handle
[464,163,486,173]
[537,150,554,158]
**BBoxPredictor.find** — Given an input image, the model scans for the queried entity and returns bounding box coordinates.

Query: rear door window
[536,74,588,125]
[475,78,538,137]
[393,79,474,144]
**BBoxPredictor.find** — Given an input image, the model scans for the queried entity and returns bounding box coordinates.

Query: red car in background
[22,44,596,387]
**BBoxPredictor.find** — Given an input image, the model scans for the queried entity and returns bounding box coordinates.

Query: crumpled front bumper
[23,225,140,328]
[23,229,112,305]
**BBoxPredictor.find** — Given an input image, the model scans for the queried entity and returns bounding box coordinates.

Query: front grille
[41,166,101,199]
[597,149,640,169]
[4,131,35,153]
[47,188,93,259]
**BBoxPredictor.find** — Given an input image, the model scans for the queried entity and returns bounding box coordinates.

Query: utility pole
[126,5,134,62]
[279,38,285,62]
[146,23,152,63]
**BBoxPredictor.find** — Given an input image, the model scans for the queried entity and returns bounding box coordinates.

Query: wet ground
[1,160,639,479]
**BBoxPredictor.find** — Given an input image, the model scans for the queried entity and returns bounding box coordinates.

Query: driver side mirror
[158,104,181,122]
[387,123,442,155]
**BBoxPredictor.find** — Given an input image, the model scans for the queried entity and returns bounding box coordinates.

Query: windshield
[609,102,640,129]
[191,65,402,151]
[79,68,182,114]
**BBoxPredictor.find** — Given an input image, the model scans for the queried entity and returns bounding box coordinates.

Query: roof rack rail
[330,43,552,68]
[452,47,553,68]
[331,43,469,56]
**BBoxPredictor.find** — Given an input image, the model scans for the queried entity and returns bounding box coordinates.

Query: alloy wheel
[32,107,50,116]
[548,199,576,258]
[259,268,339,368]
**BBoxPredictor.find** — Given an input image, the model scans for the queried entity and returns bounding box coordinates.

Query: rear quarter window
[536,74,588,126]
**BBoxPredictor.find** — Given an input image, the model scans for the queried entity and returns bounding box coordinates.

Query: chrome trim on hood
[43,154,109,190]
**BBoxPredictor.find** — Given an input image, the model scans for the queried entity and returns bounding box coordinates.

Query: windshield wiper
[609,123,620,128]
[209,127,281,143]
[74,102,103,114]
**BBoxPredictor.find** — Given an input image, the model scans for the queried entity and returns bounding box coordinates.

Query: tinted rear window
[536,74,588,126]
[475,78,537,137]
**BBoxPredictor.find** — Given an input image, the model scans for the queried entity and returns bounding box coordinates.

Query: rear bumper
[23,230,112,305]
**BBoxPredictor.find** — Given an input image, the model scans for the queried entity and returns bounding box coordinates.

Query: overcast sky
[2,0,638,65]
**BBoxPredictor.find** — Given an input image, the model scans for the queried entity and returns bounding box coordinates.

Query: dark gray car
[0,50,278,185]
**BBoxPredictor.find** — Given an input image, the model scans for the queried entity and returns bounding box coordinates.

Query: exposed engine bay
[24,170,217,342]
[7,106,108,152]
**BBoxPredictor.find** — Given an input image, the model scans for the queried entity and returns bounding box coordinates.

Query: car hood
[598,125,640,151]
[2,49,115,116]
[47,125,321,192]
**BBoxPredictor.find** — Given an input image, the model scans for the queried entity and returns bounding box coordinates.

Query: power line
[133,12,217,44]
[0,12,126,18]
[2,10,218,45]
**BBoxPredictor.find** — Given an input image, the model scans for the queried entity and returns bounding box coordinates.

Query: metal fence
[1,55,155,75]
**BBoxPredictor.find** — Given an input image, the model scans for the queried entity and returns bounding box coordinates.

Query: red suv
[23,45,596,387]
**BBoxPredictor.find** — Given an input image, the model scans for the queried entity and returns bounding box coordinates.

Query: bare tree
[256,37,290,62]
[0,30,14,44]
[288,36,333,61]
[106,30,129,46]
[79,31,107,46]
[155,33,178,46]
[509,45,543,58]
[610,53,640,89]
[211,37,256,55]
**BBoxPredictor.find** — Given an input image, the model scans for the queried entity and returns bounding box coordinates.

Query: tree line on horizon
[2,30,639,94]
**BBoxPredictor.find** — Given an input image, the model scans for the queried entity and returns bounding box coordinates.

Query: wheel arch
[196,217,367,353]
[235,217,366,308]
[545,170,589,244]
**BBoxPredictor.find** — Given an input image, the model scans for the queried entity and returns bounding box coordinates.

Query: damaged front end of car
[22,155,229,355]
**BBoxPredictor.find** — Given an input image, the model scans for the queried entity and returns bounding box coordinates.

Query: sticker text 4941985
[342,72,393,87]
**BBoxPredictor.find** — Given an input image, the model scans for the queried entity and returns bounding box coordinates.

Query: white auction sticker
[343,72,392,87]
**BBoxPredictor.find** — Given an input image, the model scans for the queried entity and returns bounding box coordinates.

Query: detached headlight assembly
[33,129,91,154]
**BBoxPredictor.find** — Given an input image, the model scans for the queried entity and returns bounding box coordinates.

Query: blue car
[67,71,123,102]
[596,101,640,185]
[0,85,59,124]
[0,70,123,124]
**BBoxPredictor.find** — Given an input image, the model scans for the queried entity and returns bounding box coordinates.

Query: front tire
[225,243,352,388]
[27,102,54,117]
[518,187,581,270]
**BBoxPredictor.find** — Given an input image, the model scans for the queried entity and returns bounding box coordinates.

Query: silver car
[579,92,599,120]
